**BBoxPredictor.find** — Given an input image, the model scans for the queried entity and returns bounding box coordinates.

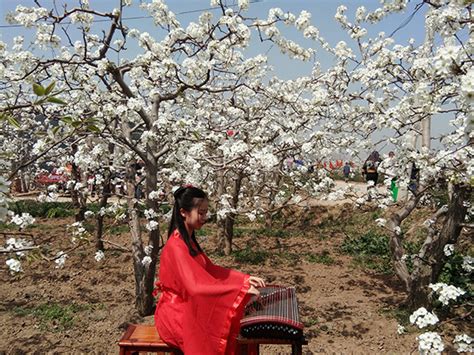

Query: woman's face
[181,199,209,232]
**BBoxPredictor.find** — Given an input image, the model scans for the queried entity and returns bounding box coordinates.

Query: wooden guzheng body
[240,285,304,340]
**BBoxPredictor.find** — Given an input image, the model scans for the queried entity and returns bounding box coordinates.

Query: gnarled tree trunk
[406,184,469,308]
[389,184,469,309]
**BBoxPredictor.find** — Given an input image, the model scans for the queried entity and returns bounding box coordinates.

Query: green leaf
[71,121,82,128]
[7,116,21,129]
[33,98,46,106]
[33,83,45,96]
[44,82,56,95]
[87,125,101,133]
[60,116,73,124]
[0,112,21,128]
[47,97,67,105]
[52,126,60,135]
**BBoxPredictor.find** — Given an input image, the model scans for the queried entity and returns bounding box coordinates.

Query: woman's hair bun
[173,184,194,199]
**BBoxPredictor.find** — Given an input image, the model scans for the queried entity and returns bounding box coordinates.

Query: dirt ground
[0,205,419,354]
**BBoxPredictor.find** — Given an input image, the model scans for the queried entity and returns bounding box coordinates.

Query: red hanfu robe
[154,229,250,355]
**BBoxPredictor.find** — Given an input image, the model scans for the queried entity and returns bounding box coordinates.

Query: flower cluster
[443,244,454,256]
[141,256,152,267]
[146,220,159,231]
[396,324,406,335]
[429,283,466,306]
[5,237,33,257]
[55,251,68,269]
[409,307,439,328]
[67,221,88,243]
[375,218,387,227]
[462,256,473,273]
[6,258,22,274]
[417,332,444,355]
[10,213,35,230]
[94,250,105,262]
[454,334,473,353]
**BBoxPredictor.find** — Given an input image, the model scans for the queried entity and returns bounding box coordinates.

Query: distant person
[362,151,381,186]
[362,150,382,200]
[343,162,351,182]
[408,161,420,194]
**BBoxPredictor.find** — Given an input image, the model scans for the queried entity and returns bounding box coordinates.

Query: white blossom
[397,324,406,335]
[141,255,152,267]
[454,334,473,353]
[55,252,68,268]
[375,218,386,227]
[10,213,36,229]
[429,283,465,305]
[146,220,159,231]
[443,244,454,256]
[462,256,473,273]
[409,307,439,328]
[6,258,22,274]
[417,332,444,355]
[144,245,153,256]
[95,250,105,262]
[148,190,161,200]
[84,211,95,219]
[144,208,158,220]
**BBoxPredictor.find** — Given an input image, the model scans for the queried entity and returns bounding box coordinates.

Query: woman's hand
[249,276,266,288]
[248,285,260,297]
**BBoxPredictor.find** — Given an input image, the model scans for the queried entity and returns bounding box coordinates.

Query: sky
[2,1,450,154]
[0,0,428,80]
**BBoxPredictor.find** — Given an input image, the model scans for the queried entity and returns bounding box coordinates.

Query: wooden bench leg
[292,343,302,355]
[237,343,259,355]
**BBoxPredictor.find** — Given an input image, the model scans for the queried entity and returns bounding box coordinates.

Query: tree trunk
[406,184,469,308]
[265,173,281,228]
[223,214,235,256]
[70,144,86,222]
[214,166,226,250]
[222,173,243,255]
[95,170,111,251]
[127,158,162,316]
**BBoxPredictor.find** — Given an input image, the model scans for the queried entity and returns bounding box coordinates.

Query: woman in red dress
[154,186,265,355]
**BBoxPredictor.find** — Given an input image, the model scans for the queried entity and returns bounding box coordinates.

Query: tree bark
[70,144,86,222]
[265,172,281,228]
[95,169,111,251]
[406,184,469,308]
[127,156,162,316]
[222,173,243,255]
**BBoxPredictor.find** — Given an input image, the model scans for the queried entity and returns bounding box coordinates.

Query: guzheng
[240,285,304,340]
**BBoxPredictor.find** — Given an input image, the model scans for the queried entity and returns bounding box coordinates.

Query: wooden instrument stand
[118,324,307,355]
[237,336,308,355]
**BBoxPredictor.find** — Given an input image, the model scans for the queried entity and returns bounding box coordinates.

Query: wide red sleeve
[160,237,250,355]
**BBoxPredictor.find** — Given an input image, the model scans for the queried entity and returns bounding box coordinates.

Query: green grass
[109,224,129,235]
[0,222,17,231]
[378,305,412,326]
[306,250,335,265]
[12,302,96,331]
[341,230,392,274]
[233,246,269,264]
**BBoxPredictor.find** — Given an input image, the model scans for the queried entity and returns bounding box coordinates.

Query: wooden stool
[237,336,308,355]
[118,324,183,355]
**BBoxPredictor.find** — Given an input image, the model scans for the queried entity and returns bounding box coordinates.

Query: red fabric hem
[216,274,250,354]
